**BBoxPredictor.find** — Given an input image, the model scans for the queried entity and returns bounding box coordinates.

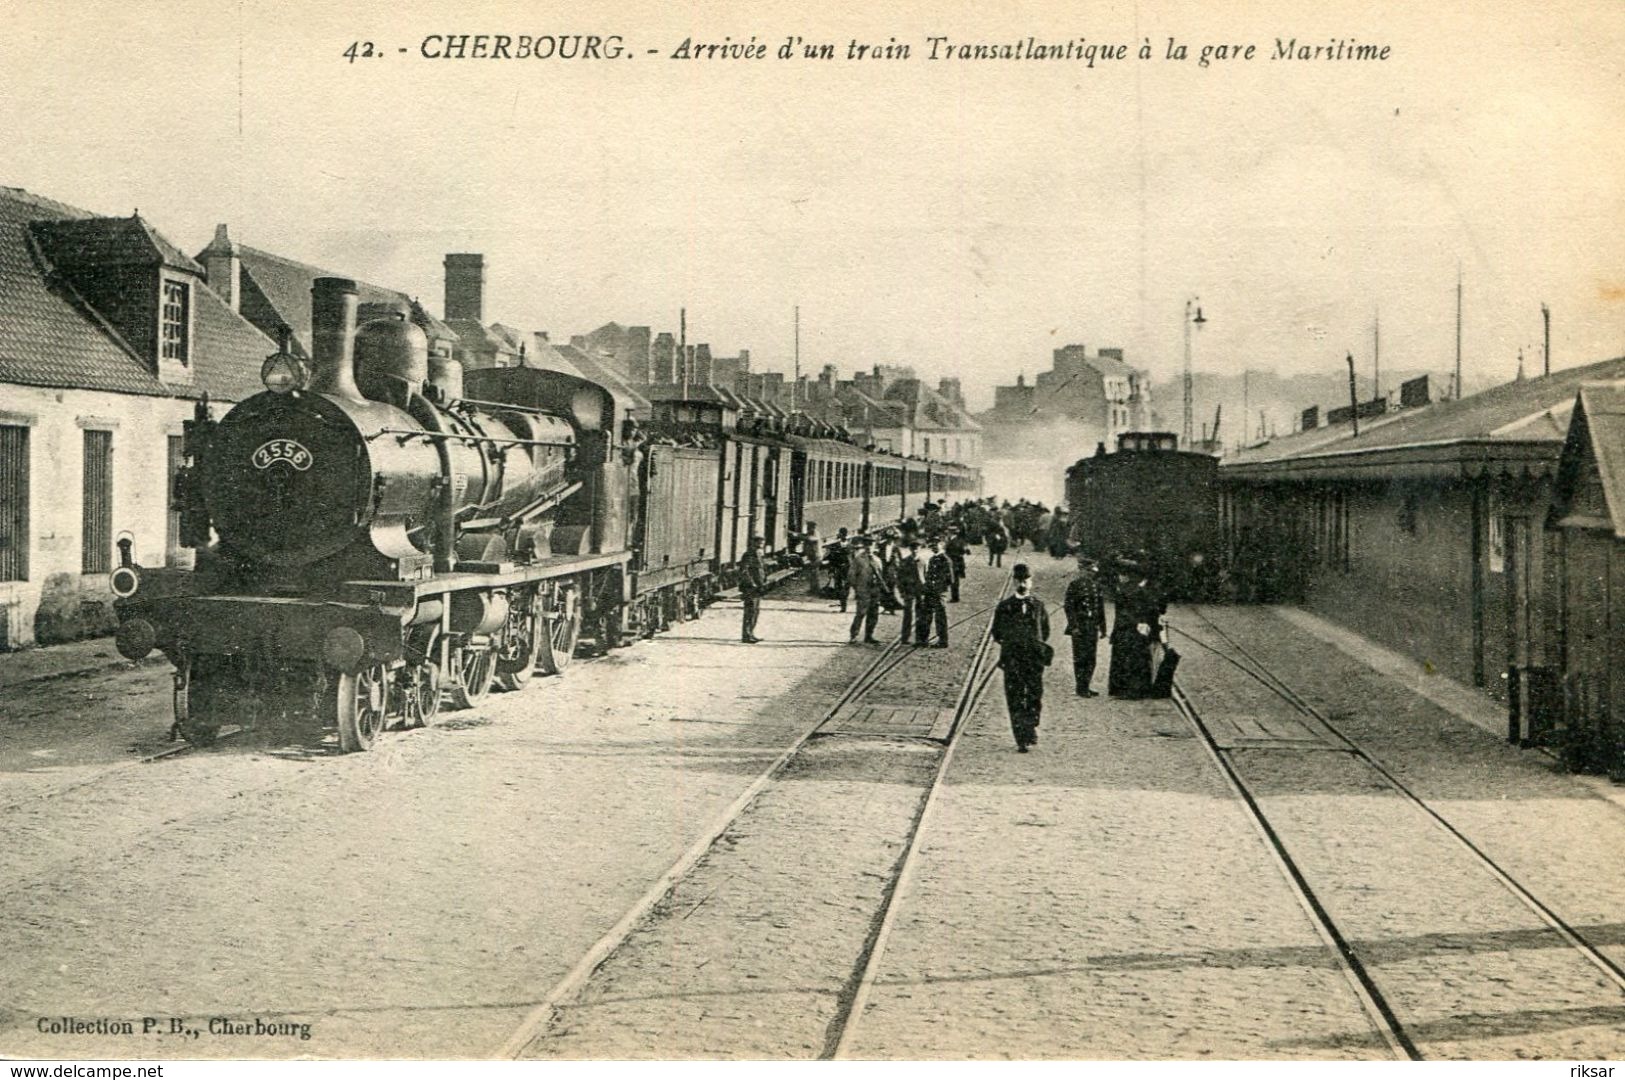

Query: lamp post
[1182,297,1207,449]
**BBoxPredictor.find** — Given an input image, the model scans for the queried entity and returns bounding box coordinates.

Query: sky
[3,0,1622,413]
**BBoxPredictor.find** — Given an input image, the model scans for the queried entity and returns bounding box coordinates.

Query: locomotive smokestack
[309,277,364,401]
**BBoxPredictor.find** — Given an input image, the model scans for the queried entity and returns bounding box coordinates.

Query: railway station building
[1221,355,1625,728]
[0,190,273,649]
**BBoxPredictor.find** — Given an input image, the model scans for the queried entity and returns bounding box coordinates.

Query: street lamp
[1183,298,1207,449]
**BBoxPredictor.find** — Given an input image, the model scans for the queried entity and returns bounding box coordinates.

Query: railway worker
[986,519,1009,567]
[802,522,823,596]
[896,539,926,644]
[1063,555,1108,697]
[846,537,883,645]
[828,528,851,612]
[920,536,953,647]
[740,536,768,644]
[992,563,1053,752]
[945,527,970,602]
[1107,559,1166,698]
[877,532,903,614]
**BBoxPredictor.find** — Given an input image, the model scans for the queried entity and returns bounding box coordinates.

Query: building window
[0,425,28,582]
[161,279,190,364]
[82,429,113,573]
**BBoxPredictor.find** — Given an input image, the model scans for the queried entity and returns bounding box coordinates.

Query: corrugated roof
[1224,356,1625,480]
[0,189,170,397]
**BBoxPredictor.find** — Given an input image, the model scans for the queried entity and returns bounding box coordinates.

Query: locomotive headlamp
[110,565,141,598]
[261,351,309,394]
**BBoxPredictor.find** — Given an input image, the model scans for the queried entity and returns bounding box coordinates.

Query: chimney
[652,333,676,383]
[443,253,486,322]
[308,278,363,402]
[694,343,713,385]
[938,377,963,406]
[200,224,240,311]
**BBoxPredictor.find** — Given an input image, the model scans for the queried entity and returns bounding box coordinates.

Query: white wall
[0,385,197,648]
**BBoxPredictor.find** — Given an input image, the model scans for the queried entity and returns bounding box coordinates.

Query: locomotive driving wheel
[536,583,582,675]
[495,589,544,692]
[449,639,497,709]
[335,662,389,753]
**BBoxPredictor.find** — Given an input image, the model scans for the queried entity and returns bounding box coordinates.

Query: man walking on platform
[945,527,969,602]
[896,539,925,644]
[739,536,767,644]
[992,564,1051,751]
[921,536,952,647]
[847,537,882,644]
[1063,555,1107,696]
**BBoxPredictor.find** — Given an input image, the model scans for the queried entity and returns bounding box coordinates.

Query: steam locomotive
[112,277,978,751]
[1065,431,1222,600]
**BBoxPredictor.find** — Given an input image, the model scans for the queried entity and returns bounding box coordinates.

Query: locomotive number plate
[252,438,314,471]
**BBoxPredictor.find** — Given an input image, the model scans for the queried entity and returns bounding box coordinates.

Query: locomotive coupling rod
[370,427,573,450]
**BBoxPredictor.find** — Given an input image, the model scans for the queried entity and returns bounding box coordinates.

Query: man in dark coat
[944,527,969,602]
[1107,562,1165,697]
[739,536,767,644]
[986,520,1009,567]
[896,539,925,643]
[920,536,952,647]
[992,563,1051,752]
[1063,555,1108,697]
[827,527,850,612]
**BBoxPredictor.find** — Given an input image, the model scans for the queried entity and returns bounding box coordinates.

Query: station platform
[843,589,1625,1059]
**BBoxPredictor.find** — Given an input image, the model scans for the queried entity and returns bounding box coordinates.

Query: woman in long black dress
[1107,563,1165,699]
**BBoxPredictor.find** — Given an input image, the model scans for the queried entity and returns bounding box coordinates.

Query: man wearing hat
[1063,554,1108,697]
[846,536,883,645]
[992,564,1052,751]
[739,535,767,644]
[896,539,926,644]
[920,535,953,647]
[1108,557,1164,697]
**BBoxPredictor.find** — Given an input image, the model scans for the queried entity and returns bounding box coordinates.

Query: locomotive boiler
[114,278,630,751]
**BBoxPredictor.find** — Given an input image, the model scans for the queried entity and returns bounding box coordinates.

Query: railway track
[498,571,1011,1059]
[1169,604,1625,1060]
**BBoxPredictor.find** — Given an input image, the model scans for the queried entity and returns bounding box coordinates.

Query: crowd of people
[741,497,1176,753]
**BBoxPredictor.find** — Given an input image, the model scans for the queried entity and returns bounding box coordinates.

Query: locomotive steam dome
[355,314,429,404]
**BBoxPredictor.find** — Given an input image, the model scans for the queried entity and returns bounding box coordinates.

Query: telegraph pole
[1373,308,1381,402]
[680,306,688,399]
[792,305,800,413]
[1182,298,1206,449]
[1347,352,1360,437]
[1542,302,1551,376]
[1454,264,1463,401]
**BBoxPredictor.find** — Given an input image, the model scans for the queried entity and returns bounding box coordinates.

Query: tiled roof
[883,378,983,432]
[0,189,170,397]
[32,214,205,274]
[233,244,412,355]
[551,344,651,414]
[187,284,277,400]
[1223,356,1625,479]
[445,317,515,355]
